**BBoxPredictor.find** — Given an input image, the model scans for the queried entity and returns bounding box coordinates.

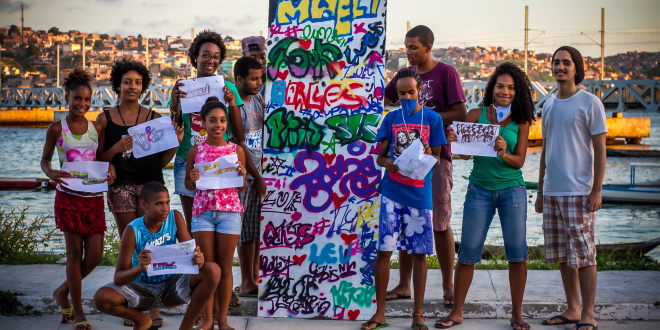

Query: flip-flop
[411,312,428,330]
[434,318,461,329]
[361,321,389,329]
[233,285,241,292]
[443,295,454,308]
[385,291,411,301]
[229,291,242,308]
[150,317,163,328]
[511,321,530,330]
[574,323,598,330]
[60,307,74,323]
[237,288,259,297]
[123,318,133,327]
[73,321,91,330]
[542,315,579,325]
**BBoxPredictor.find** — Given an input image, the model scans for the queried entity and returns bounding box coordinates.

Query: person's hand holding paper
[146,239,200,276]
[394,139,438,181]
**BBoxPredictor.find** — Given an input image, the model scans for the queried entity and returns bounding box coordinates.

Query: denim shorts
[191,210,242,235]
[458,182,528,264]
[173,156,196,198]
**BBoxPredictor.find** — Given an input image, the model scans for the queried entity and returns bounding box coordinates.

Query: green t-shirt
[173,80,244,159]
[468,107,525,191]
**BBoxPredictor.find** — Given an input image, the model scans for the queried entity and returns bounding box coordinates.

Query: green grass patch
[0,290,39,316]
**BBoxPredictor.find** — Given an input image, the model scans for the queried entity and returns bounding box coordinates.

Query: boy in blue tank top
[93,182,220,330]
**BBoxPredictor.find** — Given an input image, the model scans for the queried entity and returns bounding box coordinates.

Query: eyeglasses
[200,53,221,62]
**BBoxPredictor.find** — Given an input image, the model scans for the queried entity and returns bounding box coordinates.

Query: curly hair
[63,67,93,94]
[110,58,151,97]
[483,62,536,125]
[188,30,227,68]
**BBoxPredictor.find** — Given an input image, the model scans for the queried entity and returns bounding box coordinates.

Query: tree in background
[48,27,60,35]
[223,35,234,42]
[100,34,110,40]
[160,68,179,79]
[116,41,124,51]
[9,25,20,35]
[93,40,104,51]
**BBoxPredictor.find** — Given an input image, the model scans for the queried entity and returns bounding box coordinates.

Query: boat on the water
[601,163,660,203]
[456,237,660,260]
[606,149,660,157]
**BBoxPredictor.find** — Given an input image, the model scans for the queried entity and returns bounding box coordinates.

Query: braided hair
[394,69,422,88]
[200,96,227,120]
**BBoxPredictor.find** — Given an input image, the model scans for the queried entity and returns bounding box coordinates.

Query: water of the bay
[1,111,659,258]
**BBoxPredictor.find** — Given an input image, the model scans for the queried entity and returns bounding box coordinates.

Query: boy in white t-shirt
[535,46,607,330]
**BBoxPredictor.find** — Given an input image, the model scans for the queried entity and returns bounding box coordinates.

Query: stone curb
[17,296,660,320]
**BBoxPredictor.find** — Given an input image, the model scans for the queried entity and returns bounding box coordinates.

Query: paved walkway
[1,315,659,329]
[1,265,659,321]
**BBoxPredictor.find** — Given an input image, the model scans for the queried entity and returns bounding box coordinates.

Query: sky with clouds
[1,0,659,57]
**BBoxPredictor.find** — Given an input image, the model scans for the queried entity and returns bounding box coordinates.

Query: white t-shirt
[542,89,607,196]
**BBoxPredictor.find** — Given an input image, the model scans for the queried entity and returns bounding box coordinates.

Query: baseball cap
[241,36,267,53]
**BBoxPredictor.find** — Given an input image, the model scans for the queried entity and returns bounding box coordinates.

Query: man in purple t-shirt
[382,25,466,309]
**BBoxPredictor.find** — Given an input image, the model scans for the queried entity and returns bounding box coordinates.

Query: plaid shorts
[238,180,262,244]
[543,195,597,268]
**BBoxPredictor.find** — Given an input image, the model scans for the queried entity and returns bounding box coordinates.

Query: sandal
[443,295,454,308]
[237,288,259,297]
[361,321,389,329]
[150,317,163,328]
[434,318,462,329]
[123,318,133,327]
[542,315,579,325]
[411,312,428,330]
[574,323,598,330]
[385,291,411,301]
[511,321,531,330]
[73,321,91,330]
[60,307,74,323]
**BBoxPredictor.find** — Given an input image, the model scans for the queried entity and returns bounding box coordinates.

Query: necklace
[400,106,424,141]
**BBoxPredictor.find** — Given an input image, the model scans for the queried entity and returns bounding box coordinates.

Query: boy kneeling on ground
[94,182,220,330]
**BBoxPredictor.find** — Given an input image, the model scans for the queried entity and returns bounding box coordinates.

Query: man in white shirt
[535,46,607,330]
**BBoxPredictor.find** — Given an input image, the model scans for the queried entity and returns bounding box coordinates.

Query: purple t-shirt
[385,62,466,160]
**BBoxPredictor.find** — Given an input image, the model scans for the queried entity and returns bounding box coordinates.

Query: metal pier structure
[0,80,659,112]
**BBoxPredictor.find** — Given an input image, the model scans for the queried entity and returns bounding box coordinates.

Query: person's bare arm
[184,145,199,191]
[448,108,480,160]
[174,210,193,242]
[149,112,180,167]
[586,133,606,212]
[229,104,267,197]
[376,139,399,173]
[497,123,529,169]
[236,146,248,191]
[438,101,467,125]
[41,122,72,185]
[535,140,546,213]
[113,226,148,286]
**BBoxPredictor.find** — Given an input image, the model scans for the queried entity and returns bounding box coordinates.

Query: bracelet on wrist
[537,190,543,194]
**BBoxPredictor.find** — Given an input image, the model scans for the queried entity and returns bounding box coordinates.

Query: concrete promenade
[1,265,659,323]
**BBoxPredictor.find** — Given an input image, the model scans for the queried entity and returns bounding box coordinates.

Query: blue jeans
[458,182,528,264]
[173,156,196,198]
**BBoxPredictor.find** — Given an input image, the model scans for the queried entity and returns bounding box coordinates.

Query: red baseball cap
[241,36,267,53]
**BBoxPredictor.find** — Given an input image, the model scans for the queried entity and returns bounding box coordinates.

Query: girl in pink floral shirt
[185,96,247,329]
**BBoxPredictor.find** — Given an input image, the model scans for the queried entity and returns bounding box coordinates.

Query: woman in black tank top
[96,59,182,237]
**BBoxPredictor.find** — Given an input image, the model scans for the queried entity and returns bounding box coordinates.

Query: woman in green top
[169,30,245,327]
[436,63,536,330]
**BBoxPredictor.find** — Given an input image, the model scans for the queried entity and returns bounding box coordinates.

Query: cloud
[0,0,30,14]
[67,6,82,10]
[95,0,121,3]
[236,15,257,27]
[141,1,159,6]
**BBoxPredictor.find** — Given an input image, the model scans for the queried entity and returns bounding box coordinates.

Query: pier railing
[1,80,659,112]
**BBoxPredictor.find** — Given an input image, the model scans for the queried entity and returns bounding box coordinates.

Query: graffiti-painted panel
[259,0,387,320]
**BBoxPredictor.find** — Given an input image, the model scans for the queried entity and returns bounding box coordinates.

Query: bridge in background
[1,80,659,112]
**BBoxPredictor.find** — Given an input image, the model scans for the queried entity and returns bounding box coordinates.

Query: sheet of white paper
[128,116,180,159]
[450,121,499,157]
[194,154,243,190]
[179,76,226,114]
[394,139,437,180]
[60,161,109,193]
[146,239,199,276]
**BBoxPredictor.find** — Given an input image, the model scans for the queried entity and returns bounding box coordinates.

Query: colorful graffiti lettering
[152,261,177,271]
[325,113,381,146]
[267,38,343,80]
[265,107,325,152]
[274,0,381,37]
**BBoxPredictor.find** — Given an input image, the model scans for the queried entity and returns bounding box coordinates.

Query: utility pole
[260,30,263,37]
[82,35,85,69]
[600,7,605,81]
[56,44,60,88]
[191,28,195,78]
[21,4,24,48]
[524,6,529,74]
[407,21,410,32]
[145,37,149,69]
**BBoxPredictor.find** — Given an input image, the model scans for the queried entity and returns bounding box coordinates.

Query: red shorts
[54,190,106,235]
[431,157,453,231]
